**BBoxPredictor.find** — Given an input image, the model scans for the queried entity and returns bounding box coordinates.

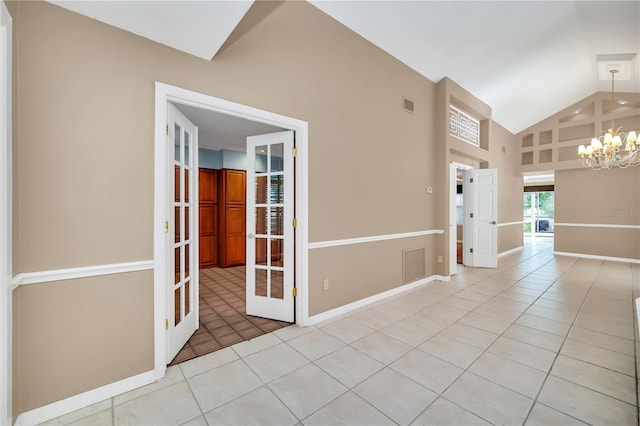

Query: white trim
[554,222,640,229]
[11,260,154,288]
[554,251,640,264]
[308,229,444,250]
[635,298,640,340]
[497,221,523,227]
[498,245,524,258]
[14,370,154,426]
[306,274,446,325]
[154,82,310,367]
[0,2,12,424]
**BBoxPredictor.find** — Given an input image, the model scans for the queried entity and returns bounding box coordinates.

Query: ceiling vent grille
[403,248,425,283]
[403,97,414,113]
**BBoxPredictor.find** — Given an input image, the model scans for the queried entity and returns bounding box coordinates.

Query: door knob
[247,233,255,239]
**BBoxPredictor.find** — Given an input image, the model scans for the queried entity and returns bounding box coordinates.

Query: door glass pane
[255,145,267,173]
[174,247,180,284]
[256,238,267,266]
[185,206,190,241]
[184,132,191,166]
[185,243,190,279]
[174,207,181,240]
[270,207,283,235]
[174,287,181,325]
[185,280,191,315]
[174,124,181,162]
[271,271,284,299]
[255,269,267,297]
[174,166,180,202]
[270,176,284,203]
[271,143,284,172]
[184,169,190,203]
[255,176,267,204]
[256,207,267,235]
[271,239,283,267]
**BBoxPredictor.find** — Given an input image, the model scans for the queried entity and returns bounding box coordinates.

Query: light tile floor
[40,239,639,425]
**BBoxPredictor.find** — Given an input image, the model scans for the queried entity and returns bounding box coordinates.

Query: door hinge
[470,248,473,253]
[470,177,474,183]
[166,124,169,135]
[292,218,297,228]
[164,221,169,233]
[292,147,297,158]
[164,319,169,330]
[470,213,474,218]
[292,287,297,297]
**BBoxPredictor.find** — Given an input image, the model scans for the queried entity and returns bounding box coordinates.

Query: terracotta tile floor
[170,266,291,365]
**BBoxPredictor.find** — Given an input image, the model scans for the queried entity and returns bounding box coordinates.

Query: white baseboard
[554,251,640,264]
[306,274,446,325]
[498,245,524,258]
[14,370,154,426]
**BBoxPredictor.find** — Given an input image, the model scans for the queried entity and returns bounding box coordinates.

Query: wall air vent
[403,248,425,283]
[403,97,414,113]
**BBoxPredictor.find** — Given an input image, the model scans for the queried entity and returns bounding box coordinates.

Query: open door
[167,104,199,361]
[246,131,295,322]
[463,169,498,268]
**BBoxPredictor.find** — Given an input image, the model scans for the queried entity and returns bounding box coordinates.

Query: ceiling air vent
[403,97,414,113]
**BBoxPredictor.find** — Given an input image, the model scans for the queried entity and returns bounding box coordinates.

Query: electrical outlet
[323,279,329,291]
[437,255,443,263]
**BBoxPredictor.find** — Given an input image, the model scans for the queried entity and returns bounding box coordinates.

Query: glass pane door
[173,123,193,326]
[167,103,199,362]
[246,131,294,322]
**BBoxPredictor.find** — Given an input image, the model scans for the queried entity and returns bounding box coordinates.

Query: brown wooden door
[199,169,218,267]
[218,169,246,267]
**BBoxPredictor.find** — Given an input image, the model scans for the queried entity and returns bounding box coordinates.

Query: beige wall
[489,122,524,254]
[14,272,153,412]
[11,0,443,414]
[519,89,640,261]
[555,167,640,260]
[434,78,522,274]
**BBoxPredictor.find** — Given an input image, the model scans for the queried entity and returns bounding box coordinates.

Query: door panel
[246,131,295,322]
[463,169,498,268]
[167,103,199,362]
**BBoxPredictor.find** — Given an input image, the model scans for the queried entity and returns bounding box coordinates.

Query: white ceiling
[50,1,640,135]
[173,103,282,152]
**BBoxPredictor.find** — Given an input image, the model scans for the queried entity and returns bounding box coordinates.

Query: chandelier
[578,69,639,169]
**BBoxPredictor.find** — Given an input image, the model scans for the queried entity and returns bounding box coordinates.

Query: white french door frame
[1,2,12,424]
[153,82,309,379]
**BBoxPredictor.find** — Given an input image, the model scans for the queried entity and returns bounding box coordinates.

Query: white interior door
[246,131,295,322]
[167,103,199,361]
[463,169,498,268]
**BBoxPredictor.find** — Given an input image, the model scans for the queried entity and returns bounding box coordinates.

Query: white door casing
[449,162,473,275]
[167,104,199,361]
[0,2,12,424]
[154,82,309,379]
[463,169,498,268]
[246,131,295,322]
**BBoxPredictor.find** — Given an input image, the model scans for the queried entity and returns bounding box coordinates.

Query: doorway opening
[169,104,293,365]
[523,175,554,242]
[449,162,473,275]
[154,83,309,375]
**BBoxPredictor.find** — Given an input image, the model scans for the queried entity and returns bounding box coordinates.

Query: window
[449,105,479,146]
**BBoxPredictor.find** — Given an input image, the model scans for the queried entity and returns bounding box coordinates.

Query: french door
[246,131,295,322]
[167,103,199,361]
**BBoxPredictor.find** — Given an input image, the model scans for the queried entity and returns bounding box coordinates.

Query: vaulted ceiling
[50,1,640,135]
